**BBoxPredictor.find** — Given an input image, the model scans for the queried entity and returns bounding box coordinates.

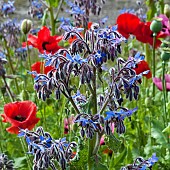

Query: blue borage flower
[18,127,77,170]
[65,0,85,15]
[66,53,88,64]
[72,90,86,103]
[28,0,43,19]
[105,107,138,121]
[121,153,158,170]
[74,113,102,139]
[0,1,15,16]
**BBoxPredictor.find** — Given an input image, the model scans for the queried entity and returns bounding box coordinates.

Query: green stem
[19,138,32,170]
[2,75,14,102]
[55,0,64,21]
[88,67,98,170]
[49,6,55,36]
[4,39,20,93]
[162,61,167,127]
[4,39,15,74]
[159,0,164,14]
[69,97,81,114]
[152,34,156,101]
[144,44,151,88]
[92,67,97,114]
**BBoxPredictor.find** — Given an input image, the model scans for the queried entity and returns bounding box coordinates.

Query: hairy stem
[2,75,14,102]
[152,35,156,101]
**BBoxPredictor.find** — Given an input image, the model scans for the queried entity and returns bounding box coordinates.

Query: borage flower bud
[21,19,32,34]
[164,4,170,18]
[150,18,163,33]
[161,51,170,61]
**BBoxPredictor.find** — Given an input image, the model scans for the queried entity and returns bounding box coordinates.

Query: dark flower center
[42,42,49,50]
[14,115,26,122]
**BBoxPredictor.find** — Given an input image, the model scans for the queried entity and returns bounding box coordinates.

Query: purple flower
[158,14,170,37]
[153,74,170,91]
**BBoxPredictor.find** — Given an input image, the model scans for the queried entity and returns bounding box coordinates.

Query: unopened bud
[150,18,163,33]
[161,51,170,61]
[164,4,170,18]
[21,19,32,34]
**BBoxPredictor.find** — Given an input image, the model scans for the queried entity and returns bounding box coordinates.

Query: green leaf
[151,120,168,145]
[13,156,27,168]
[109,148,127,169]
[105,134,121,152]
[47,0,59,7]
[162,123,170,133]
[94,162,108,170]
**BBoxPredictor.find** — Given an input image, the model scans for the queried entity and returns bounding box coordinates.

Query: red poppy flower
[116,13,140,39]
[134,22,162,48]
[31,61,54,75]
[1,101,40,134]
[23,26,63,54]
[133,60,152,79]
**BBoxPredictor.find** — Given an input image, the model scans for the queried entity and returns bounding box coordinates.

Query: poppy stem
[55,0,64,22]
[144,44,151,88]
[49,6,55,36]
[152,34,156,101]
[162,61,167,126]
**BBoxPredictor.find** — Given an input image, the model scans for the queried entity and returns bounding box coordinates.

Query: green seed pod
[21,19,32,34]
[161,51,170,61]
[150,18,163,33]
[164,4,170,18]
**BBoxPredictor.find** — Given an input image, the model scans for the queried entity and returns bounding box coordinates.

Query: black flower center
[42,42,49,50]
[14,115,26,122]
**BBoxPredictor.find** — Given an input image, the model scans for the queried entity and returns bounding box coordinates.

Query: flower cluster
[18,127,77,170]
[121,153,158,170]
[28,0,44,19]
[65,0,105,28]
[0,0,15,16]
[0,153,14,170]
[116,13,170,48]
[0,19,21,47]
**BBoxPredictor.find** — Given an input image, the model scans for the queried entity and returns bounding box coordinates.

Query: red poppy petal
[31,61,42,74]
[27,34,38,48]
[38,26,50,42]
[117,13,140,39]
[45,43,61,54]
[6,126,19,134]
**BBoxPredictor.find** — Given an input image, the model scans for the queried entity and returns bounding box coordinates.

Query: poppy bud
[164,4,170,18]
[150,18,162,33]
[21,19,32,34]
[161,51,170,61]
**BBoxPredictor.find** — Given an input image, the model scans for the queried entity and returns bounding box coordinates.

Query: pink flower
[153,74,170,91]
[100,123,114,146]
[157,14,170,38]
[64,116,75,134]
